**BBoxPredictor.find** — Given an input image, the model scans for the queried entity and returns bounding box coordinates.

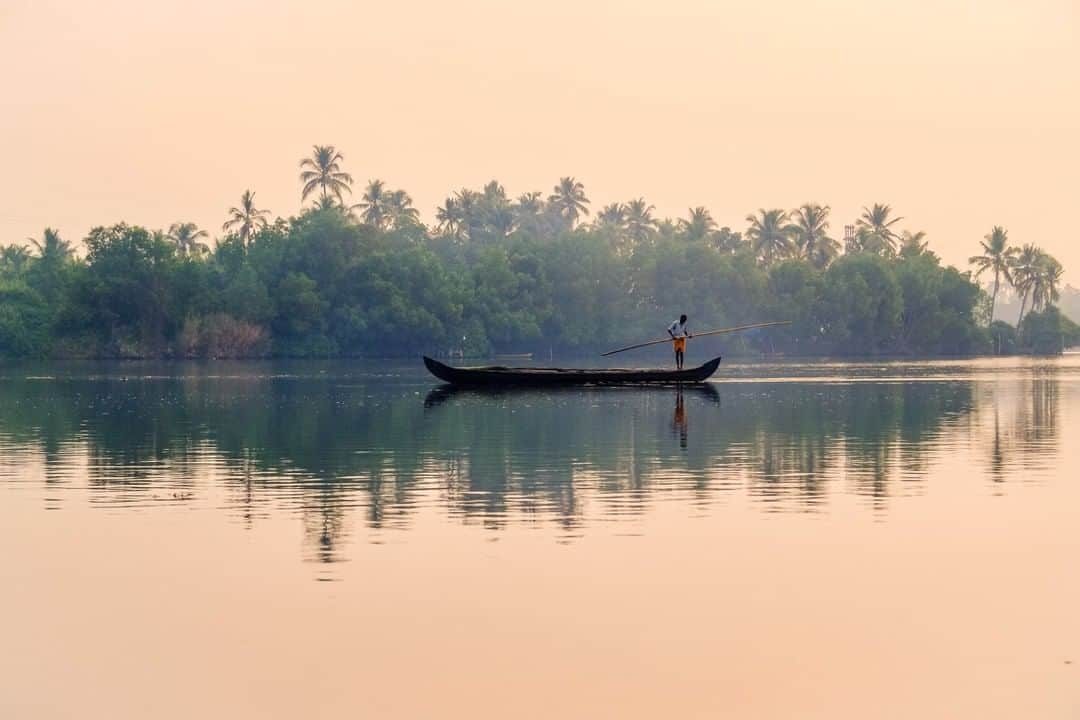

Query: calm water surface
[1,357,1078,718]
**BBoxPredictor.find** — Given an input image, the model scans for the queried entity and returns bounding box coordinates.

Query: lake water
[1,357,1078,718]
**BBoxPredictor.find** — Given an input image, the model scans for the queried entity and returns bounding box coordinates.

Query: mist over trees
[1,145,1075,359]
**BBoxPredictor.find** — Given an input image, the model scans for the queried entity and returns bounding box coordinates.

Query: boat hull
[423,356,722,386]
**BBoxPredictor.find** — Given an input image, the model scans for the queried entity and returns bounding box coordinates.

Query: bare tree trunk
[1017,290,1029,331]
[990,270,999,323]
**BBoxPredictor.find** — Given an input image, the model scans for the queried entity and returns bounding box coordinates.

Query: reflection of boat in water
[424,380,720,408]
[423,355,722,387]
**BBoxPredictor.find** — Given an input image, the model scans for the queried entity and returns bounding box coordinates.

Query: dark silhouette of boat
[423,355,722,387]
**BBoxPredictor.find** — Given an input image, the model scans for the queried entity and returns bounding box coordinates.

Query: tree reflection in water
[976,376,1061,485]
[0,363,1066,563]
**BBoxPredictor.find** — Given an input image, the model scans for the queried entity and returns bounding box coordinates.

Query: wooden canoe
[423,356,722,386]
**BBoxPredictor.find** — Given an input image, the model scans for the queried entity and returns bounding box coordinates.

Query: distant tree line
[1,144,1076,359]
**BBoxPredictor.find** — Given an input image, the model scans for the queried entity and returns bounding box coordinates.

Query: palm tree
[476,181,512,235]
[222,190,271,245]
[454,189,480,240]
[713,227,745,255]
[167,222,210,256]
[596,203,627,228]
[1011,244,1040,327]
[790,204,834,267]
[516,192,544,215]
[899,230,930,258]
[624,198,658,244]
[679,207,717,242]
[312,195,344,212]
[548,177,589,227]
[745,209,794,265]
[1029,252,1063,313]
[28,228,73,261]
[810,235,841,267]
[968,226,1014,322]
[355,179,389,228]
[855,203,903,255]
[482,180,507,204]
[0,244,32,274]
[488,204,516,238]
[435,196,463,239]
[506,192,544,238]
[299,145,353,204]
[592,203,627,254]
[386,189,420,230]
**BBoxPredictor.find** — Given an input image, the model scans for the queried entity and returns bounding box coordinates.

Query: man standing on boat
[667,314,692,369]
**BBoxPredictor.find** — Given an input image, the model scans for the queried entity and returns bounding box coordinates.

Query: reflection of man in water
[673,389,688,449]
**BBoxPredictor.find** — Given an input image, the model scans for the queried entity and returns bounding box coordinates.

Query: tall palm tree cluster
[352,179,420,231]
[296,145,421,230]
[434,186,746,257]
[432,187,929,275]
[1,228,72,272]
[970,228,1063,326]
[433,176,591,243]
[740,203,926,270]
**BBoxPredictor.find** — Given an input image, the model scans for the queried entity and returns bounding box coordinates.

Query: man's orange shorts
[672,337,687,353]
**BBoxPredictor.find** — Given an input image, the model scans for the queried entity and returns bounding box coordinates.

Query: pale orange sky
[2,0,1077,280]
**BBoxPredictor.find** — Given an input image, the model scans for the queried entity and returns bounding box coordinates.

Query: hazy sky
[2,0,1077,280]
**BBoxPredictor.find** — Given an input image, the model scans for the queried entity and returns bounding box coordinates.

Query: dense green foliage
[1018,307,1080,354]
[0,152,1068,358]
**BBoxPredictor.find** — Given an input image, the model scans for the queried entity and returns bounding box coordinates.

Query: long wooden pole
[600,321,792,357]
